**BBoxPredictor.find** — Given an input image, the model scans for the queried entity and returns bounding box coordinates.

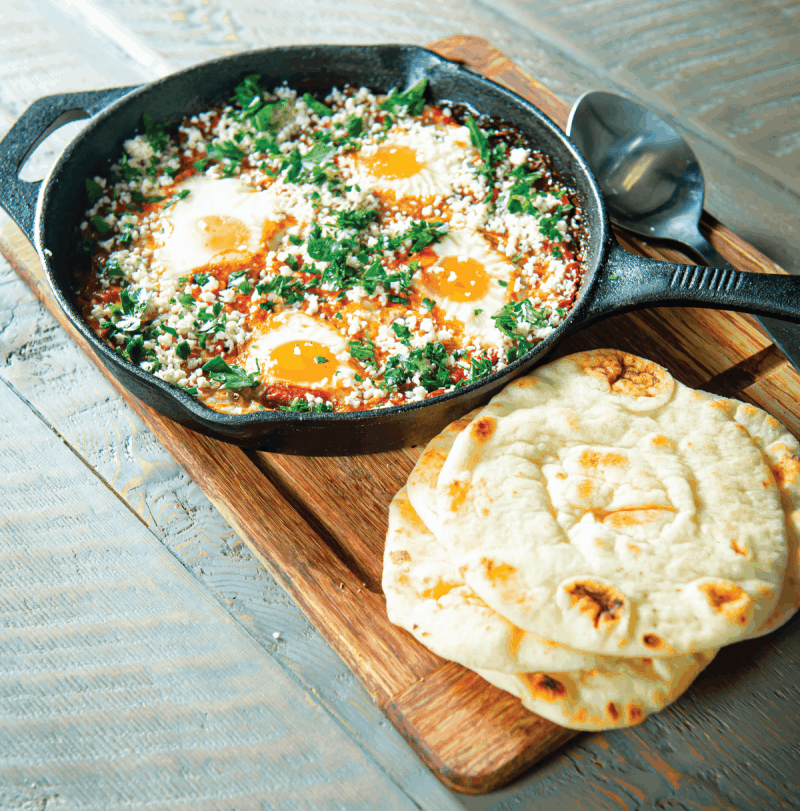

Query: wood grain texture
[4,28,796,807]
[2,219,574,793]
[387,663,576,793]
[0,381,422,811]
[0,246,465,811]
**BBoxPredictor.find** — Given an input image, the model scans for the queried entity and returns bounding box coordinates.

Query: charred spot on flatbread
[523,672,568,702]
[446,478,471,512]
[582,349,672,400]
[389,550,411,565]
[606,701,621,722]
[642,633,664,650]
[626,703,646,725]
[471,416,496,444]
[773,451,800,488]
[698,580,754,626]
[564,580,626,630]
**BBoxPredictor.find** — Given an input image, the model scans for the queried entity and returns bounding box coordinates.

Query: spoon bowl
[567,89,800,371]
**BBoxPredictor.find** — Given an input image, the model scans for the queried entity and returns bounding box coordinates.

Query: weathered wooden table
[1,2,799,809]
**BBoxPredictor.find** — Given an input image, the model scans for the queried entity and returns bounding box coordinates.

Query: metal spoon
[566,90,800,373]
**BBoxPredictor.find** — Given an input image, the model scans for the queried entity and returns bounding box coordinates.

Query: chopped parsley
[202,356,260,390]
[348,338,377,367]
[379,78,427,118]
[279,397,334,413]
[78,79,583,416]
[86,178,104,204]
[302,93,333,117]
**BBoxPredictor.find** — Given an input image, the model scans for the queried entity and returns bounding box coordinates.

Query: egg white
[418,229,515,338]
[341,122,474,199]
[243,311,355,390]
[152,176,288,279]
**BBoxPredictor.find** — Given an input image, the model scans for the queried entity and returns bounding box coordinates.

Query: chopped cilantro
[208,140,246,165]
[92,216,111,236]
[303,142,336,167]
[336,208,379,231]
[257,275,306,304]
[233,74,265,110]
[314,356,329,364]
[125,334,144,365]
[422,297,436,311]
[119,287,149,318]
[465,115,489,168]
[142,113,169,153]
[104,257,124,279]
[280,397,334,413]
[202,356,260,390]
[392,321,412,344]
[177,293,196,308]
[470,354,493,382]
[194,273,209,286]
[164,189,191,209]
[85,178,103,204]
[175,341,191,360]
[346,116,363,137]
[302,93,333,117]
[348,337,377,366]
[379,78,427,117]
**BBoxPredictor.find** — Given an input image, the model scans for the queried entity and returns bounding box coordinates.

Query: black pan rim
[32,42,611,436]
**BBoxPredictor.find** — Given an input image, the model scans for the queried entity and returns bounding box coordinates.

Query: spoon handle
[583,243,800,325]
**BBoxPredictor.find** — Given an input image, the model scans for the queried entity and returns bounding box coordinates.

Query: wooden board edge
[0,221,444,704]
[386,661,576,794]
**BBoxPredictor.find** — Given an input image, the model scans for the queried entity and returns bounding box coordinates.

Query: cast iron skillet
[2,45,799,455]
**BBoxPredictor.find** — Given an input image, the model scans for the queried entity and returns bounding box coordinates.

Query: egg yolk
[429,256,491,302]
[196,215,250,256]
[360,145,423,179]
[269,340,338,385]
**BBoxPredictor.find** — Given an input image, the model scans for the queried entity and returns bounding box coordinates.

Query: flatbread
[386,486,602,672]
[434,349,789,657]
[473,654,713,731]
[728,400,800,637]
[384,486,715,729]
[407,408,482,534]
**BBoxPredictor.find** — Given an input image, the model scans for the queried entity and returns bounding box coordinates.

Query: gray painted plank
[0,251,463,810]
[0,380,422,811]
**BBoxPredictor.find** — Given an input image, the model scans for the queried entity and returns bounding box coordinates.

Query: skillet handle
[0,86,140,242]
[583,243,800,324]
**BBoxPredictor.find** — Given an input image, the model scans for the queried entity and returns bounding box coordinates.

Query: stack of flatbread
[383,349,800,730]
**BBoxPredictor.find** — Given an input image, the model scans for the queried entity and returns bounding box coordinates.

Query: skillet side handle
[0,86,140,243]
[582,243,800,325]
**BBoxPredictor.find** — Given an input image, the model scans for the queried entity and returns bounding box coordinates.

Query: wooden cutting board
[3,35,800,795]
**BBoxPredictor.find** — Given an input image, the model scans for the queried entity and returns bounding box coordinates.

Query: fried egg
[415,229,515,337]
[243,311,355,390]
[344,122,473,198]
[152,176,289,279]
